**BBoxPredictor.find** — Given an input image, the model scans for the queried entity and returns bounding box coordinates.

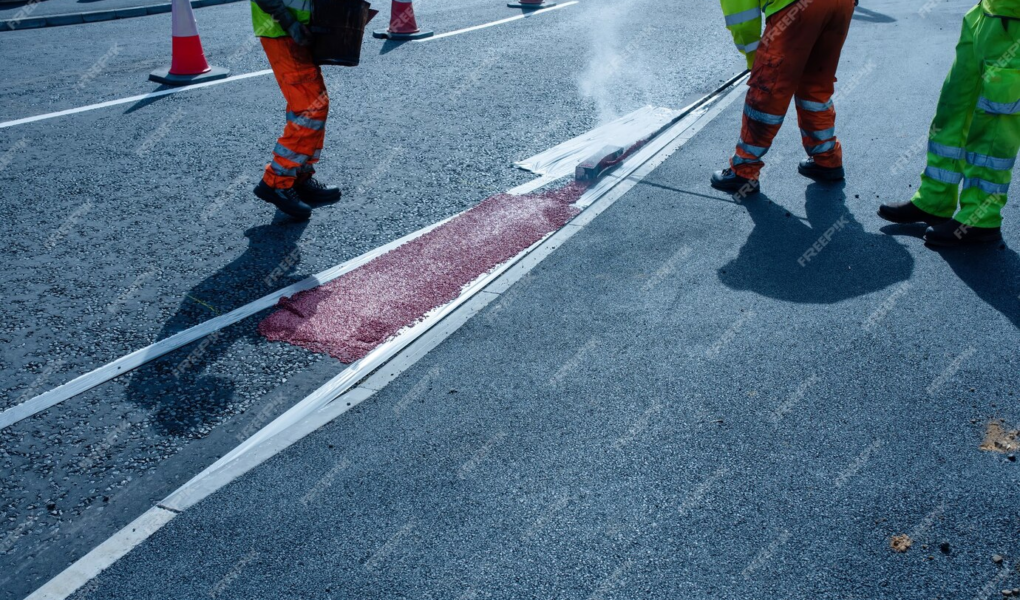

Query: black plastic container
[310,0,378,67]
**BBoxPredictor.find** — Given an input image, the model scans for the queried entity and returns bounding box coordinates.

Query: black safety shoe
[254,181,312,220]
[711,168,760,195]
[797,158,845,182]
[877,200,950,227]
[924,219,1002,247]
[295,176,342,205]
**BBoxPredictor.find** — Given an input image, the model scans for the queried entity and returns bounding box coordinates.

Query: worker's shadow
[935,244,1020,330]
[852,6,896,24]
[719,182,914,303]
[880,223,1020,329]
[126,214,309,437]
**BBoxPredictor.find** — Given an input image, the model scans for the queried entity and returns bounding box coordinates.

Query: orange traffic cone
[149,0,229,86]
[372,0,433,40]
[508,0,557,8]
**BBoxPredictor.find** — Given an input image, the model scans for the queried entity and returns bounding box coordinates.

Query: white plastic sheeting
[513,106,679,178]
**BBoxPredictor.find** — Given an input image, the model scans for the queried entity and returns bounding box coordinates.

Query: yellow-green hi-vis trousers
[913,7,1020,229]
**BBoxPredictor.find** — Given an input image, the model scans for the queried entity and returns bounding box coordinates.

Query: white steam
[577,0,658,124]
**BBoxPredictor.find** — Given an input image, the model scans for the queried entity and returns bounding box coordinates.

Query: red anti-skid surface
[258,183,586,363]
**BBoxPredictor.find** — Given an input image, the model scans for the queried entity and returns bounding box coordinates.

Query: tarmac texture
[1,1,736,597]
[3,0,1020,599]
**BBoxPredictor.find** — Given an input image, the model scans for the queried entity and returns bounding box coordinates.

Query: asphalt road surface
[2,0,1019,599]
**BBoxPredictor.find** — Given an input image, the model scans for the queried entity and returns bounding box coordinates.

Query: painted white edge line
[0,70,274,130]
[0,215,456,431]
[22,74,748,600]
[0,2,579,129]
[24,507,176,600]
[417,1,579,42]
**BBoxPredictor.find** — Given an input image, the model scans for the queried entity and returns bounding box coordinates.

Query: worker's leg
[955,15,1020,230]
[910,7,983,219]
[794,0,854,168]
[261,37,329,190]
[730,0,826,179]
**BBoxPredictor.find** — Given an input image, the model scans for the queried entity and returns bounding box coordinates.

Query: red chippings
[258,183,587,362]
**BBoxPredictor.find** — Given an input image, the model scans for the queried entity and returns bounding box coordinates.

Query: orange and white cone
[508,0,557,8]
[149,0,229,86]
[372,0,434,40]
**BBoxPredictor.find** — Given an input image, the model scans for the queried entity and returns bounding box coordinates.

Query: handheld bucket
[311,0,379,67]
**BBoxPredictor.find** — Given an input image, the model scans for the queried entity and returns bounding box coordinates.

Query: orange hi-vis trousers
[730,0,855,179]
[261,37,329,189]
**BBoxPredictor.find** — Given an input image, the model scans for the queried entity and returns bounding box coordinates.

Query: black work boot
[711,168,760,195]
[797,157,845,182]
[877,200,950,227]
[923,219,1002,247]
[295,176,342,205]
[254,181,312,220]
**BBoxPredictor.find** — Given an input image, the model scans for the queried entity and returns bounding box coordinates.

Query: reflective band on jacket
[963,177,1010,195]
[735,40,760,53]
[807,141,836,155]
[312,149,322,160]
[270,160,298,177]
[725,6,761,25]
[274,142,312,165]
[744,105,785,125]
[928,141,965,161]
[287,111,326,131]
[795,98,833,112]
[738,140,769,158]
[966,151,1016,171]
[801,127,835,141]
[924,166,964,185]
[977,96,1020,115]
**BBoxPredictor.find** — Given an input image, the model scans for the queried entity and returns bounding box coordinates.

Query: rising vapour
[577,0,657,124]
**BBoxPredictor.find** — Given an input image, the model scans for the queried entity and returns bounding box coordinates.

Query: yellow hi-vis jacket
[720,0,799,69]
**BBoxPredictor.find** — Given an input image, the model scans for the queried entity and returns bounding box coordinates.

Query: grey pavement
[0,0,162,21]
[0,0,241,28]
[38,0,1020,599]
[0,1,741,598]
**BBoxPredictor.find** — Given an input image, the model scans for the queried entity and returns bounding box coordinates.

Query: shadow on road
[378,39,409,56]
[124,88,175,114]
[881,223,1020,329]
[637,179,744,205]
[853,6,896,23]
[934,244,1020,330]
[719,182,914,303]
[126,213,308,437]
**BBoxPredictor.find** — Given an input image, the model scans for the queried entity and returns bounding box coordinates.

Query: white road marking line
[0,2,580,129]
[417,1,578,42]
[24,507,176,600]
[0,70,273,130]
[21,74,747,600]
[0,216,455,431]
